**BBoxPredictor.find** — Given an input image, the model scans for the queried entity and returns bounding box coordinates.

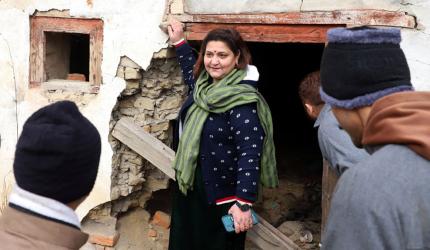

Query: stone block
[118,98,135,108]
[116,66,125,78]
[120,56,141,69]
[141,88,162,98]
[125,80,140,89]
[128,172,145,186]
[134,97,155,110]
[158,96,181,110]
[124,67,142,80]
[151,211,171,229]
[119,108,140,116]
[151,122,169,132]
[153,48,176,59]
[143,79,157,88]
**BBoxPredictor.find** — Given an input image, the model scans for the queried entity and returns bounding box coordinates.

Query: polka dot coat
[174,43,265,204]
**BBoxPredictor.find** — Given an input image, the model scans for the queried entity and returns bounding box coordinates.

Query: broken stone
[143,79,157,88]
[120,56,141,69]
[134,97,155,110]
[158,96,181,110]
[111,186,121,200]
[128,172,145,186]
[153,48,176,59]
[141,88,162,98]
[151,122,169,133]
[119,97,135,108]
[124,67,142,80]
[125,80,140,89]
[119,108,140,116]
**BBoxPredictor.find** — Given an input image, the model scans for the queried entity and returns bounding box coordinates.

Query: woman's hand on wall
[228,203,253,234]
[167,17,185,44]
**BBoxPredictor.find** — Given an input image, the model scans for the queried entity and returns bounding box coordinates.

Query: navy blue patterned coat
[173,43,265,205]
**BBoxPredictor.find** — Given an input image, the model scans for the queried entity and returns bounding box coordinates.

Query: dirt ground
[113,172,322,250]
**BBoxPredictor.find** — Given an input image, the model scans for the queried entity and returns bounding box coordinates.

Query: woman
[168,19,278,250]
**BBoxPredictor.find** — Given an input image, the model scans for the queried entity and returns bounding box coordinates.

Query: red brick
[151,211,171,229]
[148,229,158,238]
[67,73,86,81]
[88,231,120,247]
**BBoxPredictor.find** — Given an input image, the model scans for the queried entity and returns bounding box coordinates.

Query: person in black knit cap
[0,101,101,250]
[320,27,430,250]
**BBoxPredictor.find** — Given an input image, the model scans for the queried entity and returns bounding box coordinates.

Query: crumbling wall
[108,52,186,215]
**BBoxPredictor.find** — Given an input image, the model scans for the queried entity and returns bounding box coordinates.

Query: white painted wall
[182,0,430,90]
[0,0,169,218]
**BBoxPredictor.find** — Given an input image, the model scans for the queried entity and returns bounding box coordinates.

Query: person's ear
[235,51,241,66]
[304,103,314,115]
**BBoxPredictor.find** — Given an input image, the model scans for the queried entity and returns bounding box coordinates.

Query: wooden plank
[321,160,339,235]
[186,23,337,43]
[248,214,301,250]
[173,10,416,28]
[112,118,301,249]
[112,117,176,180]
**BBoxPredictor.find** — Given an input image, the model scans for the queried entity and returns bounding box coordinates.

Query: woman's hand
[167,17,185,44]
[228,203,253,234]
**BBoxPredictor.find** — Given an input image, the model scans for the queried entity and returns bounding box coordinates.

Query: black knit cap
[13,101,101,204]
[320,26,413,109]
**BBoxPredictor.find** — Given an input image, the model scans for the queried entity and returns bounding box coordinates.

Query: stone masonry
[108,52,186,214]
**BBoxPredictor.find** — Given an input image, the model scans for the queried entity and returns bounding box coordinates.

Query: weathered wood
[321,160,339,235]
[248,214,301,250]
[112,117,176,180]
[186,23,337,43]
[29,16,103,88]
[112,118,301,250]
[172,10,416,28]
[42,80,98,93]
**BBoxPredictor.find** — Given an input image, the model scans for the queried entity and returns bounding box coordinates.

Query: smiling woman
[204,41,238,82]
[167,18,277,250]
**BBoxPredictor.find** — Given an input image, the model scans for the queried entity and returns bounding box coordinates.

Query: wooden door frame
[172,9,416,43]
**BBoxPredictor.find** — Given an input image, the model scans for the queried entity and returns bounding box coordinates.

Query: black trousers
[169,166,246,250]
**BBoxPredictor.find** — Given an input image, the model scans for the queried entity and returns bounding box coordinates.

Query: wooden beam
[173,10,416,28]
[186,23,337,43]
[112,117,176,180]
[112,118,301,250]
[248,214,301,250]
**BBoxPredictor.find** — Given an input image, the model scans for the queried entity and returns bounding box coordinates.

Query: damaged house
[0,0,429,249]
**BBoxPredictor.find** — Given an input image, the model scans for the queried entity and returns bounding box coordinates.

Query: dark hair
[298,71,324,105]
[193,28,252,79]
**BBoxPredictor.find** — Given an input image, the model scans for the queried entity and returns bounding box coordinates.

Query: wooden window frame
[30,16,103,92]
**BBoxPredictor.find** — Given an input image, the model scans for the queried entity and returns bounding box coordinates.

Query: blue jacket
[173,43,264,204]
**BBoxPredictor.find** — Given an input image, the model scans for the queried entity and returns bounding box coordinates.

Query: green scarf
[173,68,278,194]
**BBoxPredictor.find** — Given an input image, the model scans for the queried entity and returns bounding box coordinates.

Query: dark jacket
[173,43,264,204]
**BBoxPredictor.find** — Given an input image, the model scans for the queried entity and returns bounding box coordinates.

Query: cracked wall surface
[0,0,170,219]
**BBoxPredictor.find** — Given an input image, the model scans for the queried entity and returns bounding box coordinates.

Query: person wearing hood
[167,19,277,250]
[320,27,430,250]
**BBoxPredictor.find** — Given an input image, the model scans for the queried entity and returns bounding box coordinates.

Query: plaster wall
[0,0,169,218]
[182,0,430,90]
